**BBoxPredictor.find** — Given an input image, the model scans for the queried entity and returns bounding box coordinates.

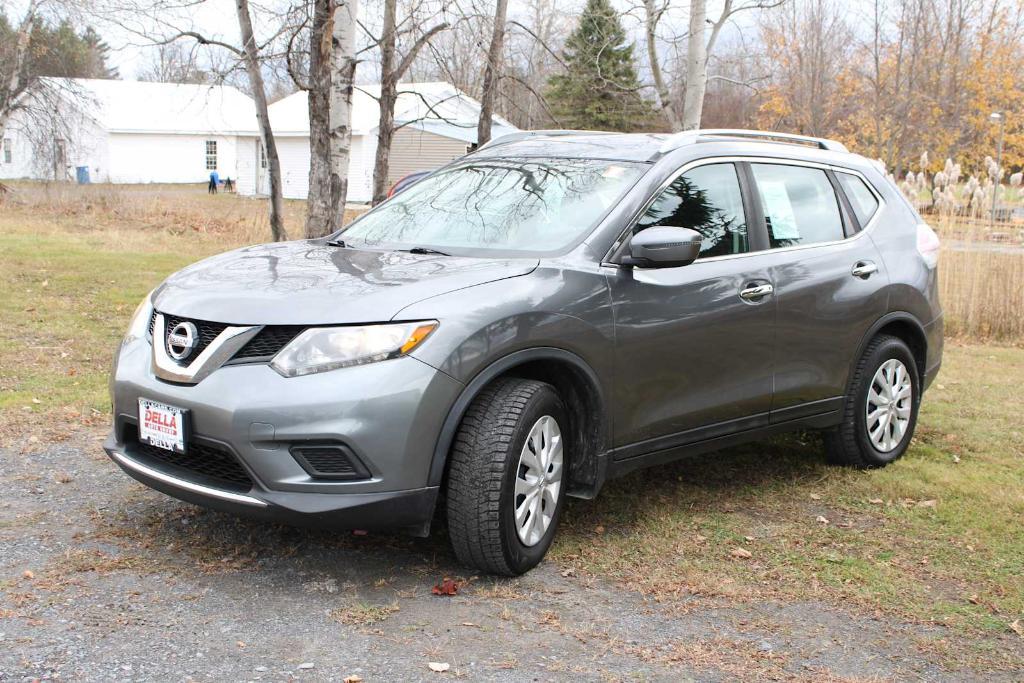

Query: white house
[237,82,518,203]
[0,78,257,184]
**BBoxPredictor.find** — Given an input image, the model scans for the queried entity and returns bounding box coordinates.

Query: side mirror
[622,226,703,268]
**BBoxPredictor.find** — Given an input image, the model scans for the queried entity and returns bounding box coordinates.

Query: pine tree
[545,0,654,131]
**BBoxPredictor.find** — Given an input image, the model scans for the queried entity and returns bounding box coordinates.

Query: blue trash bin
[75,166,90,184]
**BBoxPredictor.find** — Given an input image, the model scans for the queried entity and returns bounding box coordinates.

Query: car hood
[152,241,539,325]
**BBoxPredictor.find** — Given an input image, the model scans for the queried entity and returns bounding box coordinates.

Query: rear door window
[635,163,749,258]
[750,164,845,248]
[836,172,880,227]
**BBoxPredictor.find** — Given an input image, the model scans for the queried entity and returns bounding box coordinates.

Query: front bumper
[106,335,463,532]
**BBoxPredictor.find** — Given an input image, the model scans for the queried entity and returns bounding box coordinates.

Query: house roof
[40,78,258,135]
[267,81,518,143]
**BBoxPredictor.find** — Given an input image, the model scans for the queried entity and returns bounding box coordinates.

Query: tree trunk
[329,0,358,226]
[370,0,398,206]
[304,0,333,238]
[477,0,509,146]
[645,0,682,131]
[0,0,40,140]
[681,0,707,131]
[236,0,287,241]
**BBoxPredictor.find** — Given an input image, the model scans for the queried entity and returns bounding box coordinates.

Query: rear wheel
[445,378,568,575]
[824,335,920,468]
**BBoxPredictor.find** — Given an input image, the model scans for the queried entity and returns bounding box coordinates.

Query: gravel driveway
[1,431,1017,682]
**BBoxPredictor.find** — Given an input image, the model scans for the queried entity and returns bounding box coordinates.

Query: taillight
[916,223,940,269]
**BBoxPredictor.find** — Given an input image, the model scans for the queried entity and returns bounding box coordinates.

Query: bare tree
[0,0,43,138]
[328,0,358,226]
[476,0,508,145]
[367,0,448,205]
[292,0,334,237]
[137,41,216,83]
[236,0,287,241]
[636,0,782,131]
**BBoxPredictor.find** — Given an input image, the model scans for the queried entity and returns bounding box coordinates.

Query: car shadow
[97,432,828,585]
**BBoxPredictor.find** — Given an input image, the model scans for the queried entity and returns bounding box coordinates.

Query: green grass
[554,345,1024,662]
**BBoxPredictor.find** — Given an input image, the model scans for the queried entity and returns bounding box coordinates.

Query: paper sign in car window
[760,180,800,239]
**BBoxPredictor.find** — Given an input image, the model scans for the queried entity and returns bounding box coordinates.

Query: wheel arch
[849,312,928,390]
[428,347,609,499]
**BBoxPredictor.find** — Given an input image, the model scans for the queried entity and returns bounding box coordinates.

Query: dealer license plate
[138,398,188,454]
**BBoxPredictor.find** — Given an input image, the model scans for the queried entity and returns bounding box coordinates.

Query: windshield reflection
[340,157,646,255]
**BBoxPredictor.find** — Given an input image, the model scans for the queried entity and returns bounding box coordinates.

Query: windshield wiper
[325,238,349,247]
[407,246,451,256]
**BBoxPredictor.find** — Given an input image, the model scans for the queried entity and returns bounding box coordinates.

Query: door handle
[851,261,878,278]
[739,283,774,301]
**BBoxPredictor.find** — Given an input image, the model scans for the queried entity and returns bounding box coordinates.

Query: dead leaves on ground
[432,577,460,596]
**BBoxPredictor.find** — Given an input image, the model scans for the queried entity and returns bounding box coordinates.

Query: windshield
[338,157,647,256]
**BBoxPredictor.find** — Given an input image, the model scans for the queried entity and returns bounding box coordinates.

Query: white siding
[235,136,257,196]
[236,133,374,203]
[106,133,239,184]
[276,136,310,200]
[0,106,109,182]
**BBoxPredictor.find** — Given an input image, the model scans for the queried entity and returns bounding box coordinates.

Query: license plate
[138,398,189,454]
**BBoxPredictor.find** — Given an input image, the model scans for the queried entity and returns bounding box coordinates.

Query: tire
[824,334,920,468]
[445,377,569,575]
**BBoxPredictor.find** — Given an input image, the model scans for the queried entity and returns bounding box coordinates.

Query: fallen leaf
[952,454,961,464]
[31,398,41,405]
[432,577,459,596]
[461,622,480,628]
[810,493,822,500]
[816,515,830,525]
[967,595,980,605]
[23,570,34,580]
[343,676,363,683]
[731,547,752,559]
[560,567,575,578]
[594,525,605,534]
[917,499,937,508]
[428,662,450,673]
[694,534,707,543]
[41,279,49,287]
[869,498,884,505]
[236,641,245,648]
[1010,620,1023,638]
[744,535,754,542]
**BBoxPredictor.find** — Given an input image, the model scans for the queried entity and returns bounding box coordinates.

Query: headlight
[122,290,155,347]
[270,321,438,377]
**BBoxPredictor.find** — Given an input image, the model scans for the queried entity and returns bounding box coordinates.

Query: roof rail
[477,129,615,151]
[658,129,849,154]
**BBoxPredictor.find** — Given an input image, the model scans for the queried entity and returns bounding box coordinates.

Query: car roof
[472,129,879,175]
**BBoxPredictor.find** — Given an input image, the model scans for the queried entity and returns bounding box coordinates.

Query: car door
[605,161,777,456]
[745,161,889,423]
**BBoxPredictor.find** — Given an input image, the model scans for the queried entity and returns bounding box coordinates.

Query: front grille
[229,326,304,363]
[124,425,253,492]
[291,445,370,480]
[163,314,228,364]
[151,311,306,367]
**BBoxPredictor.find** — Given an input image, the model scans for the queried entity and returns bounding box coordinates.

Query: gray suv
[106,129,943,575]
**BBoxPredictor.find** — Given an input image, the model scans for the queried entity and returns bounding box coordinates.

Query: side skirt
[601,408,843,484]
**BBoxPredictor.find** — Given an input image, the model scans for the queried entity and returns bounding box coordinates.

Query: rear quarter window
[837,172,880,227]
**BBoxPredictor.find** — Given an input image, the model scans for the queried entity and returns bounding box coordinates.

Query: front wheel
[445,378,568,575]
[824,334,920,468]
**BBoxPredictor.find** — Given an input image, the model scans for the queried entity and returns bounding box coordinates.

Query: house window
[2,138,10,164]
[205,140,218,170]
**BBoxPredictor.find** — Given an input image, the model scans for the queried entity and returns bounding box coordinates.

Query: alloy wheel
[865,358,913,452]
[514,415,563,546]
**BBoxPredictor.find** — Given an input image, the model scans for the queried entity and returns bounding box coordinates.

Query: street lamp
[990,111,1005,229]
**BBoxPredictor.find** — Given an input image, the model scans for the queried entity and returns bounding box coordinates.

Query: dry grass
[931,214,1024,341]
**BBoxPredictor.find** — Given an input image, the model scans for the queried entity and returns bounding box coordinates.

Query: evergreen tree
[0,13,118,83]
[545,0,654,131]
